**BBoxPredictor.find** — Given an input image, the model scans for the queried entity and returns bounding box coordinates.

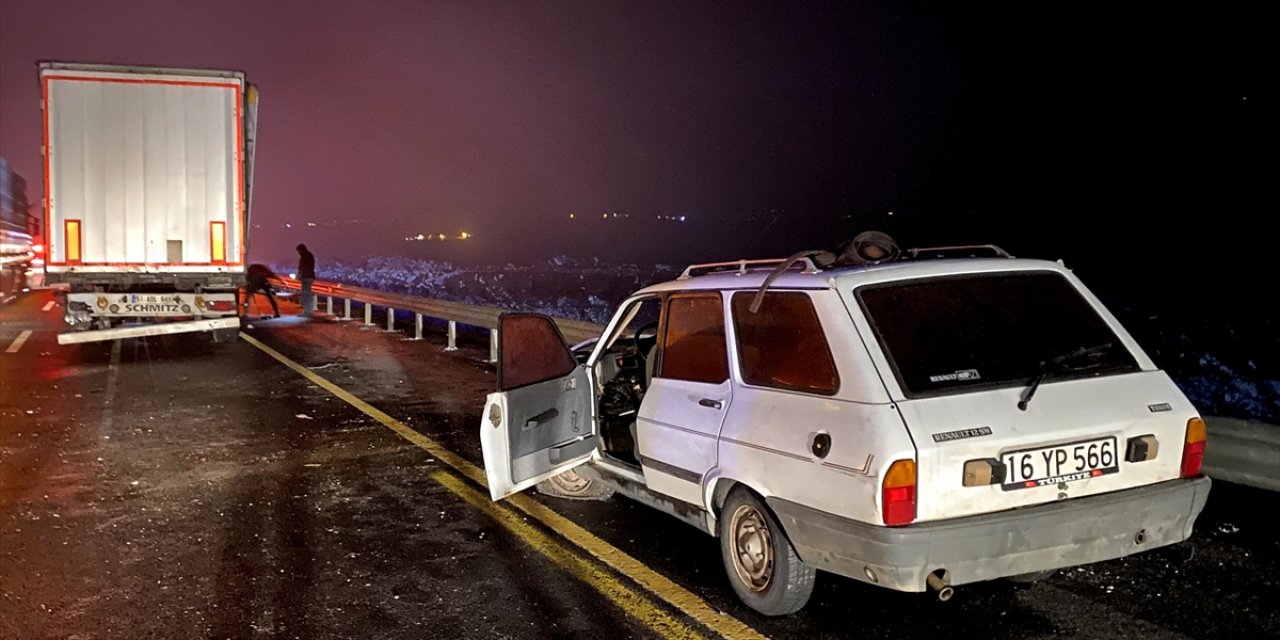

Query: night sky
[0,1,1264,300]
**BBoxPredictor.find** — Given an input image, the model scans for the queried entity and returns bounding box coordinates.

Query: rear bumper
[57,317,240,345]
[768,476,1211,592]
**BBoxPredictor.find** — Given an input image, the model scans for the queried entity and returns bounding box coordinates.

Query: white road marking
[42,300,56,311]
[5,330,33,353]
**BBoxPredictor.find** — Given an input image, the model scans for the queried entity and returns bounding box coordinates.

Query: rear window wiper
[1017,342,1115,411]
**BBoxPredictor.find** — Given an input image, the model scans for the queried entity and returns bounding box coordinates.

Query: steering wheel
[633,321,660,362]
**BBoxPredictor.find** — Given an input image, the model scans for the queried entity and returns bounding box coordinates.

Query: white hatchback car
[479,244,1211,616]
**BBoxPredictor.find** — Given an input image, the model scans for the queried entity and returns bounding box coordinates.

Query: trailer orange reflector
[210,221,226,263]
[65,220,82,263]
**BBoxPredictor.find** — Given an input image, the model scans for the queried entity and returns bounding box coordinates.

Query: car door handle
[698,398,723,410]
[524,408,559,430]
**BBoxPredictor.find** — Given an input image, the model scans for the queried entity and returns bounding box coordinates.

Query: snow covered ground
[278,256,1279,425]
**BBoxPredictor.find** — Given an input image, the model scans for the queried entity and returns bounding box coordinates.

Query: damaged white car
[479,238,1211,616]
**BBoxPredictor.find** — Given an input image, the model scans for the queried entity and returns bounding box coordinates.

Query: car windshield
[856,271,1140,397]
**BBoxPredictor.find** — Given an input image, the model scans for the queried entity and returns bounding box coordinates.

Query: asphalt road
[2,289,1277,640]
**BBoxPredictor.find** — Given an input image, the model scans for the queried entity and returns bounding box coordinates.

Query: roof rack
[678,257,823,280]
[902,244,1012,260]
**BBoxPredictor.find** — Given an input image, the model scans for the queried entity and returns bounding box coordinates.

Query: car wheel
[536,469,614,500]
[719,488,815,616]
[1006,569,1058,584]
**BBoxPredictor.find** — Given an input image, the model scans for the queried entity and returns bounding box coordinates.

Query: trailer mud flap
[57,317,240,345]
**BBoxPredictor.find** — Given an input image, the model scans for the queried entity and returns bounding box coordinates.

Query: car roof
[632,257,1072,296]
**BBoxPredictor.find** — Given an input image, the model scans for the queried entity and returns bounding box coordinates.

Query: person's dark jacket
[245,263,275,290]
[298,249,316,280]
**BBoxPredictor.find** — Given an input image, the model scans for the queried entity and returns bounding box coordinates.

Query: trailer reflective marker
[210,221,226,263]
[64,219,81,263]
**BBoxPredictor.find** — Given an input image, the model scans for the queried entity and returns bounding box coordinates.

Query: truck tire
[210,327,240,344]
[719,488,815,616]
[77,341,111,363]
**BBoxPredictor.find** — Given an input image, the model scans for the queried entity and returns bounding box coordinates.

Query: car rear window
[857,271,1139,397]
[731,292,839,395]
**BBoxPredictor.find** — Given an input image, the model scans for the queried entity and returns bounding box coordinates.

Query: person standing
[296,243,316,317]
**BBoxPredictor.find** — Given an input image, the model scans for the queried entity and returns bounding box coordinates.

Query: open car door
[480,313,597,501]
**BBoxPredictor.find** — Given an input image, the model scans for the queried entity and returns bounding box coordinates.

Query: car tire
[719,488,815,616]
[1006,569,1058,584]
[535,469,614,501]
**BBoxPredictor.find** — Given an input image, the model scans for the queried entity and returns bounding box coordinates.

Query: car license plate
[1001,436,1118,490]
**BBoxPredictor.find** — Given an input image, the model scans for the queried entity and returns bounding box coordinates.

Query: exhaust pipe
[927,572,954,601]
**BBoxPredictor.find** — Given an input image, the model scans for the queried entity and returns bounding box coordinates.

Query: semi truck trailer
[39,61,259,344]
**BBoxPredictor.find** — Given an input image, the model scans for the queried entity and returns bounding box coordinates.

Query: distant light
[612,212,618,218]
[569,213,575,219]
[417,234,425,240]
[460,232,470,240]
[289,273,297,279]
[679,216,686,222]
[438,233,446,240]
[602,213,608,219]
[285,223,292,228]
[307,222,317,227]
[887,211,894,216]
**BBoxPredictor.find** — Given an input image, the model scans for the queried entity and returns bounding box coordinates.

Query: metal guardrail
[1202,417,1280,492]
[267,277,605,361]
[266,276,1279,492]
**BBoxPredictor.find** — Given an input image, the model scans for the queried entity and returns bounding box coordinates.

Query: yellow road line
[431,470,702,639]
[240,332,768,640]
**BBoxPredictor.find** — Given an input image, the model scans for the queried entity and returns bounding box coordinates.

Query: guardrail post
[364,303,373,326]
[387,308,396,332]
[343,298,352,320]
[488,328,498,363]
[326,296,333,316]
[414,313,423,340]
[445,320,458,352]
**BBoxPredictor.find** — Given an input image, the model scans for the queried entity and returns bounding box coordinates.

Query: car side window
[658,293,729,384]
[731,291,839,395]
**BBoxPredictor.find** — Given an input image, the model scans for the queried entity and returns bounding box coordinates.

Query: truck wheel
[1006,569,1057,584]
[78,341,111,363]
[719,488,815,616]
[210,327,240,344]
[536,469,614,500]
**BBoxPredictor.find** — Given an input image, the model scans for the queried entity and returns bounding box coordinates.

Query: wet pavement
[2,289,1277,639]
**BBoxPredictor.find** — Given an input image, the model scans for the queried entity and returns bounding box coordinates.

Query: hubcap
[548,469,592,495]
[729,504,774,592]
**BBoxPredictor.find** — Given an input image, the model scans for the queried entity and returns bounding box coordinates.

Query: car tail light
[1181,417,1207,478]
[882,459,917,526]
[205,300,236,312]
